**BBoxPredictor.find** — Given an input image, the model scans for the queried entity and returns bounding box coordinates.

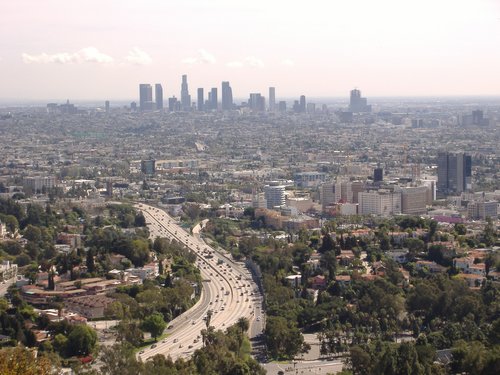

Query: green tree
[483,217,497,246]
[265,316,305,359]
[141,312,166,341]
[86,248,95,273]
[67,324,98,356]
[116,320,143,347]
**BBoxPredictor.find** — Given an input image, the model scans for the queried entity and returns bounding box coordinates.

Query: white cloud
[226,61,244,68]
[125,47,152,65]
[226,56,264,68]
[182,49,216,65]
[22,47,113,64]
[244,56,264,67]
[281,59,295,67]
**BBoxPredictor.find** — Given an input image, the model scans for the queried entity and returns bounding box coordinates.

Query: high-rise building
[299,95,306,113]
[374,168,383,182]
[180,75,191,111]
[437,152,472,196]
[221,81,233,110]
[105,100,110,113]
[349,88,371,113]
[269,87,276,112]
[210,88,218,110]
[249,93,265,111]
[472,110,484,125]
[139,84,153,111]
[320,182,336,209]
[400,186,430,215]
[278,101,287,112]
[155,84,163,110]
[197,88,204,111]
[335,180,364,203]
[264,184,286,209]
[359,190,401,216]
[168,96,178,112]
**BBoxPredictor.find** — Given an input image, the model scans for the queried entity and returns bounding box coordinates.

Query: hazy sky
[2,0,500,101]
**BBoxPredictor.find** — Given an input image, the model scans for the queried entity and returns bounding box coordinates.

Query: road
[263,359,344,375]
[135,203,263,362]
[0,277,16,297]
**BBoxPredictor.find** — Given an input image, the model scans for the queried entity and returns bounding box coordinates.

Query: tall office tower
[299,95,306,113]
[472,110,484,125]
[197,88,204,111]
[437,152,472,196]
[139,84,153,111]
[306,103,315,113]
[105,100,110,113]
[155,84,163,110]
[168,96,178,112]
[349,88,371,113]
[374,167,383,182]
[210,88,218,110]
[221,81,233,110]
[278,101,287,112]
[249,93,265,111]
[269,87,276,111]
[320,182,336,209]
[180,75,191,110]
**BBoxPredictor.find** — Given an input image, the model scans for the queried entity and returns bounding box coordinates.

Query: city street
[135,203,263,361]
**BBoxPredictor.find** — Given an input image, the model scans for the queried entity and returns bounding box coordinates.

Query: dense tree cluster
[202,214,500,369]
[81,321,265,375]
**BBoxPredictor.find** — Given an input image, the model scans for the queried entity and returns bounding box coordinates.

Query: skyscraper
[269,87,276,112]
[299,95,306,113]
[437,152,472,196]
[197,88,204,111]
[210,88,218,110]
[155,84,163,110]
[249,93,265,111]
[139,84,153,111]
[180,75,191,111]
[349,88,371,113]
[221,81,233,110]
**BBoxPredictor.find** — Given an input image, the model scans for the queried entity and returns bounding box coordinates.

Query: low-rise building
[65,295,115,319]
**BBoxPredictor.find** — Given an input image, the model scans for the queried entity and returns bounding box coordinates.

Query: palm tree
[236,317,249,334]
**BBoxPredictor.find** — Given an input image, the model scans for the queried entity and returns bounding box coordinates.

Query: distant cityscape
[0,75,499,374]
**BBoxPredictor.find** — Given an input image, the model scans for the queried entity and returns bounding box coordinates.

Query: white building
[22,176,56,194]
[264,184,286,209]
[359,190,401,216]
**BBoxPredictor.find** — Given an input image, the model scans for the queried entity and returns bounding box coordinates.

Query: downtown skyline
[2,0,500,101]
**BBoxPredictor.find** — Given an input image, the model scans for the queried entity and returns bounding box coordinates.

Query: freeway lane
[135,203,262,362]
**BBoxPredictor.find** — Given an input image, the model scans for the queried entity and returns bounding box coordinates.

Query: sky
[1,0,500,101]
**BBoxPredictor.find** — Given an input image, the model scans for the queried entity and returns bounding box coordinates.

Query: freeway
[135,203,263,362]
